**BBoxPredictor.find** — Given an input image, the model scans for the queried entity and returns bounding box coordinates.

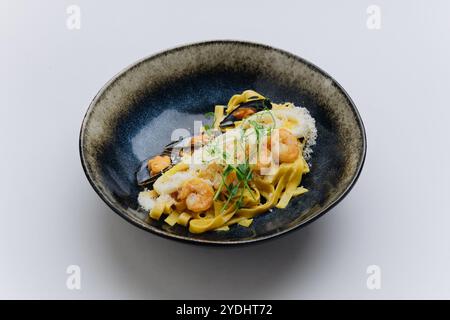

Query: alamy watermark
[366,265,381,290]
[167,119,285,176]
[66,5,81,30]
[366,5,381,30]
[66,265,81,290]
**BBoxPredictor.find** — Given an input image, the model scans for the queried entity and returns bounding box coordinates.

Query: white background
[1,0,450,299]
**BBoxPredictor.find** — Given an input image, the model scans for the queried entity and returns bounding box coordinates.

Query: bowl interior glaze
[80,41,366,244]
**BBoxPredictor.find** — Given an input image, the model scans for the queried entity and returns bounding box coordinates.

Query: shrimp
[191,134,210,147]
[246,137,273,172]
[253,151,273,172]
[178,178,214,213]
[198,162,223,189]
[199,163,238,190]
[148,155,171,175]
[270,128,299,163]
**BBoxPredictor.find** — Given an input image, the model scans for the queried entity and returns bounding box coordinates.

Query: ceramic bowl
[80,40,366,244]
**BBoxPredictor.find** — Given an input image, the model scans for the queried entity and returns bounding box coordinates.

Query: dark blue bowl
[80,40,366,245]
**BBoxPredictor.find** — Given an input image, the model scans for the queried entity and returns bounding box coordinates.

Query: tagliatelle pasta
[137,90,317,234]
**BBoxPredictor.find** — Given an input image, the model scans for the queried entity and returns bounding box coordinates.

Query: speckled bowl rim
[79,40,367,245]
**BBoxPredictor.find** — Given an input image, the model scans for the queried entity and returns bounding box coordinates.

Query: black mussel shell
[135,139,183,186]
[219,99,271,128]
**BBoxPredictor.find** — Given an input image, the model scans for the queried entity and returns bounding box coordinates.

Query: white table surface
[2,0,450,299]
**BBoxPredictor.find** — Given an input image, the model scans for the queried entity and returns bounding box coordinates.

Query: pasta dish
[137,90,317,233]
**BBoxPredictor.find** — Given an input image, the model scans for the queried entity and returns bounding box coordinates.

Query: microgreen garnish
[203,111,216,133]
[204,111,215,119]
[207,105,277,212]
[214,161,255,212]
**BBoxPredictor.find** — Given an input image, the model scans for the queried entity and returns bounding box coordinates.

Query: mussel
[136,139,183,187]
[219,98,272,129]
[135,133,216,187]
